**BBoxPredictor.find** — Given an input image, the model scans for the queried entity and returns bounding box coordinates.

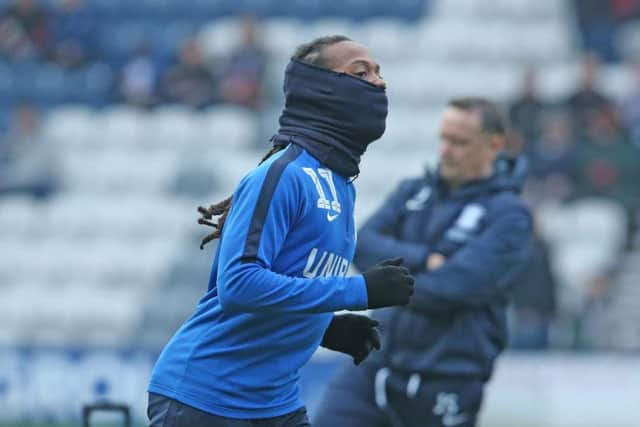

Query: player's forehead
[323,40,379,72]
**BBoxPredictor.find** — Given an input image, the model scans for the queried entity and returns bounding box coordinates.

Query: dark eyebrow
[351,59,381,74]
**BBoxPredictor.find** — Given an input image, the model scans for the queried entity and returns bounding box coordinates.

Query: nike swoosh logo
[327,213,339,222]
[442,414,468,427]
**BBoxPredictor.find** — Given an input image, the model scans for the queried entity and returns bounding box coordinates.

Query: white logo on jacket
[445,203,486,243]
[303,167,341,222]
[303,248,350,278]
[405,186,431,211]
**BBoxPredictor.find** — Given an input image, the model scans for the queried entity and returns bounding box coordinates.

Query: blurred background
[1,0,640,426]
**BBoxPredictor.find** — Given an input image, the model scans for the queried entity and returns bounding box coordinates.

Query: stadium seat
[60,148,179,195]
[357,18,416,62]
[77,63,116,107]
[601,64,635,101]
[0,196,38,238]
[537,61,579,101]
[198,105,258,149]
[537,198,628,310]
[96,105,146,148]
[31,65,67,105]
[261,18,306,61]
[305,18,354,43]
[197,17,242,62]
[42,105,96,151]
[0,62,13,98]
[144,104,200,149]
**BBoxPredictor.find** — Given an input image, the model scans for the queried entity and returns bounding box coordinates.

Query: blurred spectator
[509,227,557,350]
[619,58,640,147]
[611,0,640,22]
[565,53,612,134]
[51,0,95,69]
[0,0,52,61]
[0,101,58,198]
[524,110,576,204]
[508,67,546,150]
[218,16,266,111]
[160,38,217,109]
[573,0,619,61]
[119,42,159,108]
[572,106,640,214]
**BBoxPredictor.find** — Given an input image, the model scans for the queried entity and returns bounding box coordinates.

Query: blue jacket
[355,157,532,381]
[149,144,368,419]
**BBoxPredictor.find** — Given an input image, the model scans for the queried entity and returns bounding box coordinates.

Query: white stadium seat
[95,105,146,148]
[198,105,258,150]
[42,105,96,151]
[198,17,242,62]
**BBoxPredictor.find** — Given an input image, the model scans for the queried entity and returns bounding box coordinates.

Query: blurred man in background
[508,66,546,150]
[565,53,612,135]
[523,109,576,205]
[161,37,218,109]
[509,223,557,350]
[218,15,266,111]
[314,98,532,427]
[0,0,51,61]
[119,41,158,108]
[572,105,640,216]
[51,0,95,69]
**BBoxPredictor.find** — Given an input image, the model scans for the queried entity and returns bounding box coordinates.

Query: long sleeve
[216,153,368,315]
[354,180,430,272]
[409,204,532,315]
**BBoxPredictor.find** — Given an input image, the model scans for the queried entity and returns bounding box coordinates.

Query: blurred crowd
[0,0,268,198]
[507,52,640,351]
[2,0,640,353]
[0,0,267,110]
[574,0,640,62]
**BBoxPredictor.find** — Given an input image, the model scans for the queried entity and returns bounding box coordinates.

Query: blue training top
[148,144,369,419]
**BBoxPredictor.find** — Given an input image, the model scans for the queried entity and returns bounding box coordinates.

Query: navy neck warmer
[272,59,388,177]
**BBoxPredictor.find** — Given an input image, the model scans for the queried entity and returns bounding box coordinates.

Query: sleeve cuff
[343,275,369,310]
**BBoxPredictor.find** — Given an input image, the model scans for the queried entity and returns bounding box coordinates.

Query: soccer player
[146,35,415,427]
[314,98,533,427]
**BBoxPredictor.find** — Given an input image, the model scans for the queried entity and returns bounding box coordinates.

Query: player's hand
[320,314,381,365]
[362,257,415,309]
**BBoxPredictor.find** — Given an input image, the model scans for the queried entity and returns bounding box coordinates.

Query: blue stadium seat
[32,65,67,106]
[388,0,428,21]
[321,0,374,20]
[0,62,13,99]
[233,0,275,17]
[98,20,158,65]
[158,21,200,59]
[0,105,10,133]
[274,0,323,20]
[80,64,116,107]
[8,63,40,101]
[87,0,129,18]
[188,0,236,20]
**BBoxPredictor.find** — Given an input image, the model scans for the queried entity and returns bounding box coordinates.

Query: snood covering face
[273,58,388,177]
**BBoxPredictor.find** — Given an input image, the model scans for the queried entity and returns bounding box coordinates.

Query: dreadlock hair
[197,35,351,249]
[197,145,283,249]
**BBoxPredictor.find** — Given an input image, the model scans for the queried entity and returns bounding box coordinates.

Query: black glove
[362,257,415,309]
[321,314,381,365]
